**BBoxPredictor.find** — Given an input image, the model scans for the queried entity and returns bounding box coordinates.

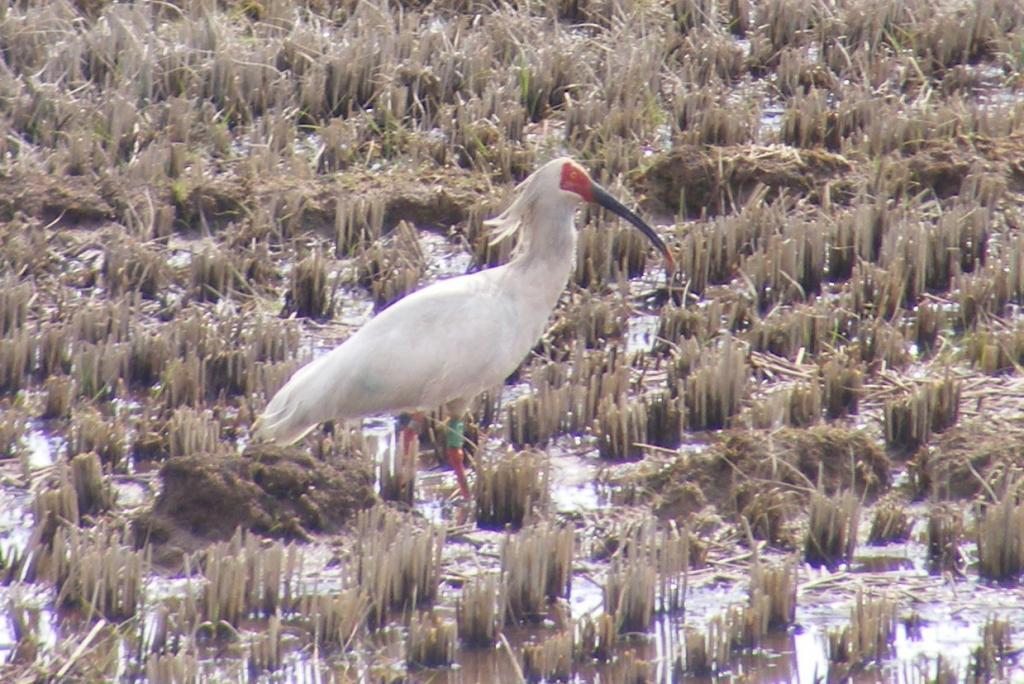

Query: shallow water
[324,424,1024,683]
[2,322,1022,684]
[2,228,1023,683]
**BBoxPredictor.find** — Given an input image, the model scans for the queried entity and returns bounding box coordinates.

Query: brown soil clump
[635,452,719,523]
[1,163,494,237]
[171,175,250,233]
[909,420,1024,501]
[898,134,1024,198]
[0,171,114,226]
[720,427,891,497]
[184,166,491,236]
[632,427,889,539]
[134,446,375,563]
[638,144,854,217]
[330,164,497,231]
[638,135,1024,219]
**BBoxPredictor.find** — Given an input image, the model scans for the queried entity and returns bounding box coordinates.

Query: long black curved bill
[591,183,676,276]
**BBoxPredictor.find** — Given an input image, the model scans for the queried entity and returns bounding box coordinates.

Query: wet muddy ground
[2,0,1024,682]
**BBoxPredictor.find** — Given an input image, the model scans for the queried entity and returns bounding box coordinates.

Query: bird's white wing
[255,268,531,444]
[330,270,527,412]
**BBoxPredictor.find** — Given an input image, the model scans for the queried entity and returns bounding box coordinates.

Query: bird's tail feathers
[253,380,318,446]
[252,411,317,446]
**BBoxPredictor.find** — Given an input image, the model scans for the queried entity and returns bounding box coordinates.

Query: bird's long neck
[504,201,577,311]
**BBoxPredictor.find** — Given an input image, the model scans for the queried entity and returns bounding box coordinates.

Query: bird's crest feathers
[484,171,533,247]
[484,157,572,247]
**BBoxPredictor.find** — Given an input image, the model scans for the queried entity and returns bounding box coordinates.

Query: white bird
[254,157,674,497]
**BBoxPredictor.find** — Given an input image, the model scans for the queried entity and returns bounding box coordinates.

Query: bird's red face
[559,161,594,203]
[556,158,676,276]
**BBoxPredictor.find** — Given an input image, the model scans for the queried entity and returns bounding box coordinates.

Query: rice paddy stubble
[2,0,1024,678]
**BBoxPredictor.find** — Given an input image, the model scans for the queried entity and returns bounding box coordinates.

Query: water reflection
[24,429,59,470]
[548,447,602,514]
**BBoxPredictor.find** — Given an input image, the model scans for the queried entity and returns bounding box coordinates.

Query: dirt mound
[630,426,890,543]
[898,134,1024,198]
[0,171,114,226]
[720,426,891,496]
[909,420,1024,501]
[0,163,495,239]
[330,164,497,231]
[638,135,1024,219]
[638,144,854,217]
[134,446,375,562]
[635,450,723,522]
[177,164,496,237]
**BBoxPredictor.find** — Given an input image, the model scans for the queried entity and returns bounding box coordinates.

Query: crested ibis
[253,157,674,497]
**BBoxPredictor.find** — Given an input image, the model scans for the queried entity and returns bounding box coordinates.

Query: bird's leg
[446,417,471,499]
[398,411,424,456]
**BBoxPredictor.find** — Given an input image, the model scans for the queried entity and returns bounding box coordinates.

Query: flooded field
[2,0,1024,681]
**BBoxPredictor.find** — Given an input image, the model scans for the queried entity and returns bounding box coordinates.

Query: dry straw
[804,488,860,568]
[827,590,897,679]
[198,529,303,627]
[604,552,656,634]
[407,611,457,669]
[975,490,1024,581]
[145,650,199,684]
[867,501,913,545]
[682,336,749,431]
[4,0,1024,676]
[69,451,113,516]
[48,526,149,621]
[522,628,573,682]
[502,522,574,623]
[378,437,416,504]
[285,248,338,320]
[41,375,75,420]
[475,450,549,529]
[883,377,961,452]
[356,506,445,628]
[968,615,1013,681]
[0,407,28,459]
[749,557,797,630]
[675,596,773,677]
[165,407,224,458]
[356,220,425,310]
[247,613,283,677]
[300,588,367,653]
[596,394,648,461]
[457,572,505,648]
[927,504,963,574]
[31,464,80,550]
[603,518,694,633]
